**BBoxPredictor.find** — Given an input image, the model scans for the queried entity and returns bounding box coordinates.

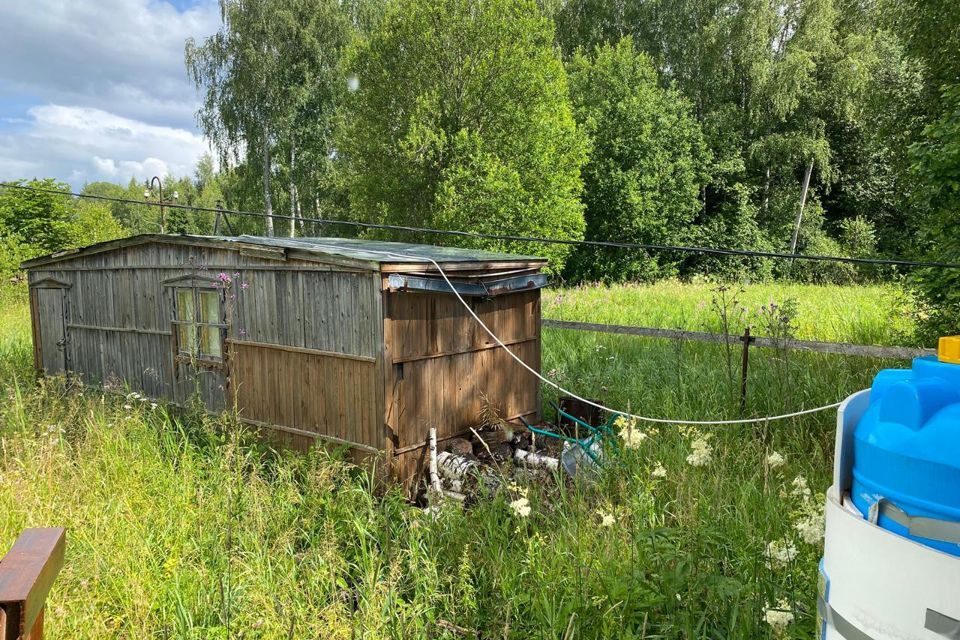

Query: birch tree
[186,0,351,237]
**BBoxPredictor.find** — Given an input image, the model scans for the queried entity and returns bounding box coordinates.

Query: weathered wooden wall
[27,241,385,452]
[28,238,546,492]
[231,269,384,451]
[385,288,541,486]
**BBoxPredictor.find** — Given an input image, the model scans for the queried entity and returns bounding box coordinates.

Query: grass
[0,282,905,638]
[545,280,920,346]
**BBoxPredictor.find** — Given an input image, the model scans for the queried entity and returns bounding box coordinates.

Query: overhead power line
[2,180,957,270]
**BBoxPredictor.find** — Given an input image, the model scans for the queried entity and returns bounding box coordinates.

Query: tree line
[2,0,957,334]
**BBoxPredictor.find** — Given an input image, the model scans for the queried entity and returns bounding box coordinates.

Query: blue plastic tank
[852,355,960,556]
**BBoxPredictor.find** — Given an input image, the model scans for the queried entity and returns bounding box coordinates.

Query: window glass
[176,288,195,322]
[172,285,223,361]
[199,290,221,324]
[177,323,197,355]
[199,325,222,358]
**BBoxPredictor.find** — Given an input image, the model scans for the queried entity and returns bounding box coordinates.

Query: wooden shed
[23,234,547,487]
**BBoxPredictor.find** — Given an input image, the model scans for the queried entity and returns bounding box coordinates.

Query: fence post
[740,327,752,414]
[0,528,66,640]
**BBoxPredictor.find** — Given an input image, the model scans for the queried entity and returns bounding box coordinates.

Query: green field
[546,280,920,346]
[0,283,908,638]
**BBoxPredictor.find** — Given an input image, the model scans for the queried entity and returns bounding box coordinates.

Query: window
[172,286,225,361]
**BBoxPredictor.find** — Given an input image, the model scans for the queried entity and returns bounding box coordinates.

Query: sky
[0,0,221,189]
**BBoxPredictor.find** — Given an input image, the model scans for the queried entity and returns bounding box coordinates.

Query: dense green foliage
[2,0,959,325]
[0,180,125,278]
[565,39,710,281]
[338,0,587,271]
[0,284,901,638]
[909,85,960,339]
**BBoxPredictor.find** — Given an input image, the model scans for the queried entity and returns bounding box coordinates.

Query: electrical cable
[0,179,853,424]
[2,181,957,270]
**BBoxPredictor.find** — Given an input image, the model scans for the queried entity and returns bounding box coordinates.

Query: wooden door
[35,288,68,375]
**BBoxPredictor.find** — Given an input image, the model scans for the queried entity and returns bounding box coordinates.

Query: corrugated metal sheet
[22,234,547,269]
[235,235,545,264]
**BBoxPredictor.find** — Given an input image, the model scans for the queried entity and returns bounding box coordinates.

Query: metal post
[148,176,165,234]
[740,326,752,414]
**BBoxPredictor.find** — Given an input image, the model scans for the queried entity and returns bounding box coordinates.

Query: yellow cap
[938,336,960,364]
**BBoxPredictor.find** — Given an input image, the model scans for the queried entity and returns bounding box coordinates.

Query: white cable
[305,240,844,425]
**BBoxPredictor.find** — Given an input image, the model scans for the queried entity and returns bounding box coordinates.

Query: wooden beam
[228,339,377,363]
[390,337,538,365]
[67,323,172,337]
[239,418,380,453]
[0,528,66,640]
[542,319,934,360]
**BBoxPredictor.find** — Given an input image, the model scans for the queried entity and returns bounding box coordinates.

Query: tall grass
[0,284,899,638]
[546,280,919,346]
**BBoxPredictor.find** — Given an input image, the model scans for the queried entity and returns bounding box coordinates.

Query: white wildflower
[150,403,158,410]
[621,427,647,449]
[763,599,794,635]
[509,497,531,518]
[794,503,825,545]
[766,451,786,468]
[651,462,667,479]
[765,538,798,567]
[123,404,133,411]
[686,436,713,467]
[599,511,616,527]
[614,416,647,449]
[791,475,811,501]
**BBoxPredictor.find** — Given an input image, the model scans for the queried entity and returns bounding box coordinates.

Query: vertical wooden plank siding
[27,239,545,493]
[229,268,382,450]
[385,288,543,487]
[231,343,380,448]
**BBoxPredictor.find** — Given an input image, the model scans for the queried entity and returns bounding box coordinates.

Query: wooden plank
[238,418,379,453]
[541,319,934,360]
[0,528,66,640]
[25,264,371,273]
[66,324,171,337]
[225,339,376,363]
[391,336,538,365]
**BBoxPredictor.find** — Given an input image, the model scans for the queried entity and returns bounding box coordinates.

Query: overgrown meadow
[0,283,908,638]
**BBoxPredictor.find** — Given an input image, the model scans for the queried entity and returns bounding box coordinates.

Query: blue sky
[0,0,220,188]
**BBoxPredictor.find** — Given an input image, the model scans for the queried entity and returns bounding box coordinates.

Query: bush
[909,84,960,340]
[564,38,711,283]
[339,0,587,273]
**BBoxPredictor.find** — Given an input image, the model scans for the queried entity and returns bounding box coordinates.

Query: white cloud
[0,0,220,186]
[0,0,219,130]
[1,105,209,186]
